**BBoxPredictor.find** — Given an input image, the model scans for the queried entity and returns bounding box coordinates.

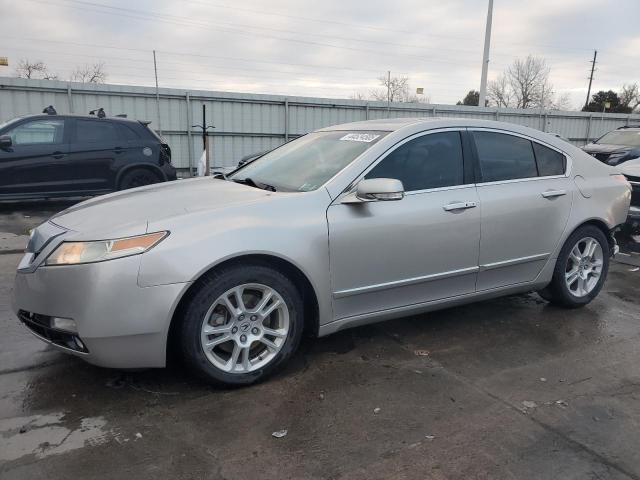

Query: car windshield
[229,131,388,192]
[0,117,23,131]
[596,130,640,147]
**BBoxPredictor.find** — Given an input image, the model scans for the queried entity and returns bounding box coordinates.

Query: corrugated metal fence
[2,76,639,172]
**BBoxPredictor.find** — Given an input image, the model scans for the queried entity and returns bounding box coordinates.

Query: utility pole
[478,0,493,108]
[585,50,597,110]
[153,50,162,135]
[386,70,391,115]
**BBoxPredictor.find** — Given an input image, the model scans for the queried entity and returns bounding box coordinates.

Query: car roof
[317,117,559,133]
[14,113,146,126]
[318,117,585,158]
[317,117,437,132]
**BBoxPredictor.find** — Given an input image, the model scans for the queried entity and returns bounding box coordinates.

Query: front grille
[18,310,88,353]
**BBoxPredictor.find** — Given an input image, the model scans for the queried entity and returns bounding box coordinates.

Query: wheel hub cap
[564,237,603,298]
[200,283,290,374]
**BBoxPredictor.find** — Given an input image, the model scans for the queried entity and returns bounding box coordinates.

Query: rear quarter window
[533,142,566,176]
[116,124,141,141]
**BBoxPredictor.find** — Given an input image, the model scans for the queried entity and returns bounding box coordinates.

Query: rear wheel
[538,225,609,308]
[118,168,160,190]
[179,264,304,386]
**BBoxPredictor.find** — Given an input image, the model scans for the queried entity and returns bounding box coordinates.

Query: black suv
[582,125,640,166]
[0,109,176,200]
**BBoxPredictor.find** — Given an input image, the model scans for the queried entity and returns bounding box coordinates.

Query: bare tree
[349,92,367,101]
[506,56,552,108]
[487,55,570,110]
[14,59,57,80]
[549,92,572,110]
[487,74,512,108]
[370,74,411,103]
[620,83,640,112]
[71,63,107,83]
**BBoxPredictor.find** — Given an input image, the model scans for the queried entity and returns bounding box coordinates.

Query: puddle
[0,412,110,462]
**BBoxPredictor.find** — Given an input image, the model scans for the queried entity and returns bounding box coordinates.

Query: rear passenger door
[471,129,572,291]
[67,118,121,192]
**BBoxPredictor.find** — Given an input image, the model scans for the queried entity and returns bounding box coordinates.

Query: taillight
[611,174,632,191]
[160,144,171,164]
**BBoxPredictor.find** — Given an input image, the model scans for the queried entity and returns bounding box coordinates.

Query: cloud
[0,0,638,108]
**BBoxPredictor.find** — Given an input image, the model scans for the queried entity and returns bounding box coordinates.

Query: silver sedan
[12,118,631,385]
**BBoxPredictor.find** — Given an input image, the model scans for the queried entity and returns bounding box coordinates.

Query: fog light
[51,317,78,333]
[74,337,86,351]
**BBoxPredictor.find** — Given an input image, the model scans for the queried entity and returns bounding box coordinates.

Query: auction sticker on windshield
[340,133,380,143]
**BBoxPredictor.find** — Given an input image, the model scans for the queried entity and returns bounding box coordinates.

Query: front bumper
[12,254,187,368]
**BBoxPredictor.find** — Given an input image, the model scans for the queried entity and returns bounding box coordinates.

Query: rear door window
[473,132,538,182]
[75,120,118,143]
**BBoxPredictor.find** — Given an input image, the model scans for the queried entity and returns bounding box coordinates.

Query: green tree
[583,90,632,113]
[457,90,480,106]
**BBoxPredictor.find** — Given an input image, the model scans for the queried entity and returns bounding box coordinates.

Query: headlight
[45,231,168,266]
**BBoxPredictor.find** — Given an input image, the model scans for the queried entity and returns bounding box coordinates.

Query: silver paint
[12,118,631,368]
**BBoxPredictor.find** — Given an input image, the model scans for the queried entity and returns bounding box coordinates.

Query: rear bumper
[627,205,640,220]
[12,254,187,368]
[160,161,177,181]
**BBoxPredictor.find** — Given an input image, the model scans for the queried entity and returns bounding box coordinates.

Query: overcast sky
[0,0,638,108]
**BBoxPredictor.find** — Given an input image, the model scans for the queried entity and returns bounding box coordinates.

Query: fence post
[284,98,289,142]
[365,103,369,120]
[495,109,499,121]
[186,92,193,177]
[543,112,548,132]
[67,85,74,113]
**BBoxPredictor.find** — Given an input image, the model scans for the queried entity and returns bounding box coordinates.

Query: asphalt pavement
[1,203,640,479]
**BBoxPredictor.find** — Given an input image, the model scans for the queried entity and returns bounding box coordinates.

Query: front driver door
[327,129,481,320]
[0,118,68,196]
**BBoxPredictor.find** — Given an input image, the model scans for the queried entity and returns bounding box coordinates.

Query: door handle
[443,201,477,211]
[51,152,66,159]
[541,189,566,198]
[114,147,124,154]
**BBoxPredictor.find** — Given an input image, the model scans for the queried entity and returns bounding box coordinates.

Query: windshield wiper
[232,177,277,192]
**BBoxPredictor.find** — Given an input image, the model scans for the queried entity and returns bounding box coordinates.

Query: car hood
[50,178,276,234]
[582,143,631,155]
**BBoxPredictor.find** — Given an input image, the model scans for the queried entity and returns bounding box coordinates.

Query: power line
[29,0,483,67]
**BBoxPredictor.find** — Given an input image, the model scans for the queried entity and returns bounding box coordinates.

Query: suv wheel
[179,264,304,386]
[119,168,160,190]
[538,225,610,308]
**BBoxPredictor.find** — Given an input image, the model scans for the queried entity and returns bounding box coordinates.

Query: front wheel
[179,264,304,386]
[538,225,610,308]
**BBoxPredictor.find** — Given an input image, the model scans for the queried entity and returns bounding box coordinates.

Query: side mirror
[343,178,405,203]
[0,135,11,149]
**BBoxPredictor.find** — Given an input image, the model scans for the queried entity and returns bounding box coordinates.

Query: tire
[179,264,304,386]
[538,225,610,308]
[118,168,161,190]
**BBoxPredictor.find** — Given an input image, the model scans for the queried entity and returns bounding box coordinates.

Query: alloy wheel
[200,283,290,373]
[564,236,603,297]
